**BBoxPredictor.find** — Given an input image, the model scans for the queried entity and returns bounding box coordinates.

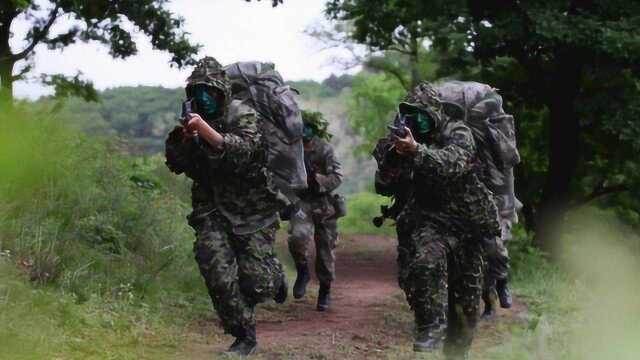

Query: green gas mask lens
[303,124,316,142]
[403,111,434,135]
[192,84,220,119]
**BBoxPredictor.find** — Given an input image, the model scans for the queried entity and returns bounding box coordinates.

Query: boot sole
[224,345,257,357]
[413,344,438,352]
[499,302,512,309]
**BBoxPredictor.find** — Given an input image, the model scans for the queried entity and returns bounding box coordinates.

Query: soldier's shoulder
[313,137,335,155]
[439,118,473,142]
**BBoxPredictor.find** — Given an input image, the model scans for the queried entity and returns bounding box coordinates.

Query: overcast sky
[12,0,356,99]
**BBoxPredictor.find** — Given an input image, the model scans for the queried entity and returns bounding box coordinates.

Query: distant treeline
[30,75,353,155]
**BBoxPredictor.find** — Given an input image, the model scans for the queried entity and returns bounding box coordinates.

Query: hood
[185,57,232,118]
[399,82,447,129]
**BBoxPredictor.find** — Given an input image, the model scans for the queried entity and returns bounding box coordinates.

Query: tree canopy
[328,0,640,248]
[0,0,200,104]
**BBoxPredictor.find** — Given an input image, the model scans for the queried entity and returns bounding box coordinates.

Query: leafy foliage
[0,106,195,298]
[0,0,200,102]
[338,192,394,236]
[326,0,640,244]
[346,72,405,156]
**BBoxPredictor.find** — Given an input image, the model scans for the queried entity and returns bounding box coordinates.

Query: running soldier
[373,82,500,359]
[164,57,288,356]
[287,110,343,311]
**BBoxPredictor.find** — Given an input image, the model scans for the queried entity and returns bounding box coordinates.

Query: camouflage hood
[399,82,447,130]
[185,56,232,109]
[302,110,332,141]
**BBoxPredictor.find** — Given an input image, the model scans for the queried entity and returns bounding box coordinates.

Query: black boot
[481,287,497,320]
[496,278,513,309]
[293,263,310,299]
[316,283,331,311]
[273,273,288,304]
[413,329,443,352]
[227,327,257,356]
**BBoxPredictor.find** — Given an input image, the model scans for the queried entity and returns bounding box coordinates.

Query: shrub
[0,107,198,302]
[338,192,395,236]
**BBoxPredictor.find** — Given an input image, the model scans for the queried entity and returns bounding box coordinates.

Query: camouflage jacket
[374,118,500,240]
[179,99,288,234]
[299,137,342,219]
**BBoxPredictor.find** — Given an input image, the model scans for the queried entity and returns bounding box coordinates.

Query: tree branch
[575,180,630,206]
[12,6,60,61]
[11,63,32,81]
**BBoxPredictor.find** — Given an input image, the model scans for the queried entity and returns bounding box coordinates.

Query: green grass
[0,108,211,358]
[338,192,395,236]
[0,254,201,360]
[475,209,640,360]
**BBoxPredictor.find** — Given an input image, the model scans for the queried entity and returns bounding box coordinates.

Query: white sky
[12,0,356,99]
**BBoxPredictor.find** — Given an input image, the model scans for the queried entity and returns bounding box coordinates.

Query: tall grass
[478,208,640,360]
[0,107,210,358]
[338,192,395,236]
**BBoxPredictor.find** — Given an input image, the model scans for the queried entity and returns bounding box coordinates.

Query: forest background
[1,0,640,359]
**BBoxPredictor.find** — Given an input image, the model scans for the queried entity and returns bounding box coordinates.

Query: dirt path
[182,234,529,359]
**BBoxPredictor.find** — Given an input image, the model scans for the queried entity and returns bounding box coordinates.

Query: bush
[0,107,199,303]
[338,192,395,236]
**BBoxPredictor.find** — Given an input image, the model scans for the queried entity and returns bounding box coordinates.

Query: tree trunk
[0,59,15,106]
[533,50,582,252]
[0,6,15,106]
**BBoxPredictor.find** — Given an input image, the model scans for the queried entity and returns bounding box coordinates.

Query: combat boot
[413,329,443,352]
[293,263,310,299]
[316,283,331,311]
[496,278,513,309]
[273,274,288,304]
[481,287,497,320]
[227,327,257,356]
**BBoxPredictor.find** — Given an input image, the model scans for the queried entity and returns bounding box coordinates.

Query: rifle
[387,113,408,138]
[180,98,201,146]
[372,114,414,227]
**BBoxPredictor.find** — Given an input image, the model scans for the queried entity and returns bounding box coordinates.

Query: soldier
[373,82,500,359]
[164,57,289,356]
[481,175,520,318]
[287,110,343,311]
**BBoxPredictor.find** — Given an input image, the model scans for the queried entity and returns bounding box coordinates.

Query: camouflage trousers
[397,221,484,358]
[287,201,338,284]
[484,217,512,294]
[189,211,284,338]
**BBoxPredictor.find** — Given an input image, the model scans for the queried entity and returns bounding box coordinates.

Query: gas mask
[191,84,220,119]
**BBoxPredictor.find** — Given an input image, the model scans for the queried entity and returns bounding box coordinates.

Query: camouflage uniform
[288,137,342,284]
[165,57,288,341]
[373,83,500,358]
[472,115,521,309]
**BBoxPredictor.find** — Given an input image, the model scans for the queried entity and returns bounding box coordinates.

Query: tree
[325,2,433,88]
[0,0,200,105]
[347,72,405,156]
[327,0,640,251]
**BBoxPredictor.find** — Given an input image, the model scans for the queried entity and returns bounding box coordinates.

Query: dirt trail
[183,234,528,359]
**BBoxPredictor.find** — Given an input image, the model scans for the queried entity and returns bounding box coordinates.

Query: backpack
[224,62,308,203]
[433,81,522,221]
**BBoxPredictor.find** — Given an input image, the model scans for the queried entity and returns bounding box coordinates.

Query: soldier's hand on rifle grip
[185,114,224,150]
[394,127,418,156]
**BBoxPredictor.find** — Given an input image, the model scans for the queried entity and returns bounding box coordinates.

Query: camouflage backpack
[432,81,522,221]
[224,62,307,203]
